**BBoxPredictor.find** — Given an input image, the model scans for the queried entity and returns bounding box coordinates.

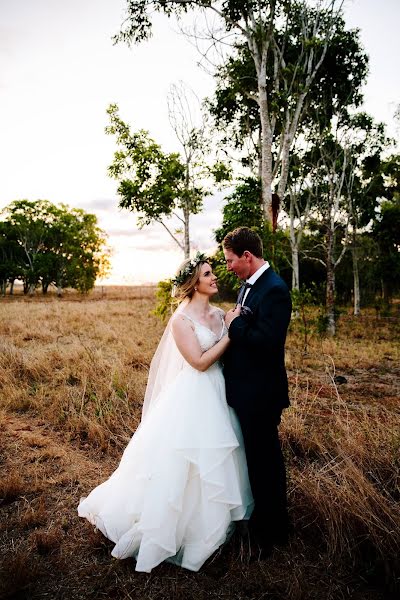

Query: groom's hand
[225,305,241,329]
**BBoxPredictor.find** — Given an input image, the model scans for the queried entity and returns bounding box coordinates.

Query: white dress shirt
[242,261,270,305]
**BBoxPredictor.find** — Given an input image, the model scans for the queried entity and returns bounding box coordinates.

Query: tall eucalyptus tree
[116,0,347,225]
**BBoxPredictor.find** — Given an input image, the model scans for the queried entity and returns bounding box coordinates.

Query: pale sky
[1,0,399,284]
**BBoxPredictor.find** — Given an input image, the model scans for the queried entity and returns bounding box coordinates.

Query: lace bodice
[183,312,227,352]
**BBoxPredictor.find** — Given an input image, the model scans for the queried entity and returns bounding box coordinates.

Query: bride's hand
[225,305,241,328]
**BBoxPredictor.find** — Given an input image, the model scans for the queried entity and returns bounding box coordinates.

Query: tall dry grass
[0,290,399,599]
[283,312,400,587]
[0,291,163,452]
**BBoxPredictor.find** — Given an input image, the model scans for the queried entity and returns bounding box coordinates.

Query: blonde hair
[172,256,207,302]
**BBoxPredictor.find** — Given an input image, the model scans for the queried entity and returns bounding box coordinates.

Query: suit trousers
[235,405,288,545]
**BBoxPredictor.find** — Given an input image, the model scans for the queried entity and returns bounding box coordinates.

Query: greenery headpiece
[171,252,208,289]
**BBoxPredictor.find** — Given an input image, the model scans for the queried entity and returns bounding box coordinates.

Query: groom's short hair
[223,227,263,258]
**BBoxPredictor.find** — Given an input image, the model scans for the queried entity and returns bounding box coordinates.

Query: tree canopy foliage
[116,2,399,326]
[0,200,109,295]
[208,12,368,173]
[106,103,207,257]
[116,1,350,225]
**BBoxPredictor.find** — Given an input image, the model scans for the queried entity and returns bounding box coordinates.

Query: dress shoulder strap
[215,307,225,321]
[181,313,195,324]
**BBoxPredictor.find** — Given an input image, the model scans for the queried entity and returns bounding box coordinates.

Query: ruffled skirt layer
[78,364,253,572]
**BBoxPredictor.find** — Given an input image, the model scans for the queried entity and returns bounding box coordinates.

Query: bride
[78,253,253,573]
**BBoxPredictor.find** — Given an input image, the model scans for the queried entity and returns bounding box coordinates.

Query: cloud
[109,234,172,253]
[107,228,143,238]
[0,24,18,56]
[84,197,118,211]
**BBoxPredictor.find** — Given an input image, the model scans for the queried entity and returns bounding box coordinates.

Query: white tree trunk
[183,202,190,259]
[352,244,360,316]
[289,190,300,290]
[277,135,292,201]
[257,73,274,224]
[326,224,336,337]
[326,181,336,336]
[292,245,300,290]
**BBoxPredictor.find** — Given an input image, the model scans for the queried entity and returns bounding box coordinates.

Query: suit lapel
[245,268,272,305]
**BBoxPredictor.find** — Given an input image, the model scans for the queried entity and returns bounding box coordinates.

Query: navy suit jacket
[223,268,291,416]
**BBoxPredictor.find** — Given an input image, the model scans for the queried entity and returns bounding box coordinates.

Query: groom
[223,227,292,555]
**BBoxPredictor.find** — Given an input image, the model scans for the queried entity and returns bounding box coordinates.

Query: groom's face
[223,249,250,281]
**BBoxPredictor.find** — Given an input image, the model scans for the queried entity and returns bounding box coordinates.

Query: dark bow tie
[236,282,253,305]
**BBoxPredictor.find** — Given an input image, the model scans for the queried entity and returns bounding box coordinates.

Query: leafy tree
[202,7,367,297]
[299,128,351,335]
[1,200,109,295]
[208,13,367,290]
[343,117,389,315]
[285,149,316,290]
[214,177,263,243]
[106,103,205,257]
[209,6,367,190]
[290,111,389,333]
[41,208,110,295]
[0,221,24,295]
[212,178,263,296]
[334,233,380,306]
[2,199,55,294]
[115,0,347,225]
[212,177,291,297]
[372,195,400,305]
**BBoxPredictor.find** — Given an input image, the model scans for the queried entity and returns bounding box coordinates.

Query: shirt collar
[246,261,270,286]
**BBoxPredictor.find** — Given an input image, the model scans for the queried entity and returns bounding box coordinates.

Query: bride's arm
[171,315,230,372]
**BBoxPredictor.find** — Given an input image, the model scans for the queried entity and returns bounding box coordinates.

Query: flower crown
[171,252,208,288]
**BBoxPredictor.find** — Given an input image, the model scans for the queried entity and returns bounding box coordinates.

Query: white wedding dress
[78,311,253,573]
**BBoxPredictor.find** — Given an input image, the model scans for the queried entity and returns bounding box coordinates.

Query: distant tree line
[0,200,110,296]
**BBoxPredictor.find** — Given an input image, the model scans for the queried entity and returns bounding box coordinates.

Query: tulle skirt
[78,362,253,572]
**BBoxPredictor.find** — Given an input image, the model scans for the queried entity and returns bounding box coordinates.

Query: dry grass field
[0,287,399,600]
